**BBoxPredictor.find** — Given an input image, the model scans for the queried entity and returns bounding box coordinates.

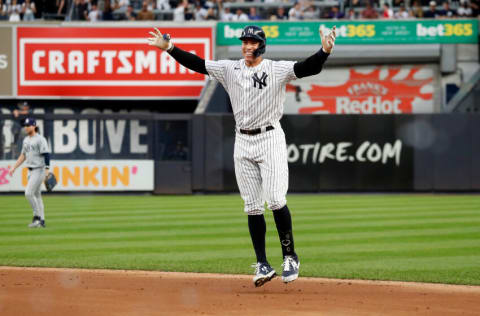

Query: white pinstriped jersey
[205,59,297,130]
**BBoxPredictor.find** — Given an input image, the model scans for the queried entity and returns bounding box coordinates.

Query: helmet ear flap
[254,42,266,57]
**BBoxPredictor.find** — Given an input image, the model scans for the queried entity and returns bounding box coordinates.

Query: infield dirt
[1,267,479,316]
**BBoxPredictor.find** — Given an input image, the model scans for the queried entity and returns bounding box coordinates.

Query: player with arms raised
[148,25,336,286]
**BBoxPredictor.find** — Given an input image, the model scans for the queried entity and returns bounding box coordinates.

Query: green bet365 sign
[217,20,478,45]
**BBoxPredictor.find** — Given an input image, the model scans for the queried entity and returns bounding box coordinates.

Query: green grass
[0,194,479,285]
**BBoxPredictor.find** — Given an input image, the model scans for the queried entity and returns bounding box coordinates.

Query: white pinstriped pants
[234,123,288,214]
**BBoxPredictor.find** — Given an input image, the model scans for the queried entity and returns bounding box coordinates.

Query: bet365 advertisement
[218,20,478,45]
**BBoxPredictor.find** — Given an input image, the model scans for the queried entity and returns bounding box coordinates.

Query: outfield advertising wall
[0,112,190,192]
[2,113,479,192]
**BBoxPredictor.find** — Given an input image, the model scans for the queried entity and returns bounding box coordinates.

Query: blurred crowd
[0,0,479,22]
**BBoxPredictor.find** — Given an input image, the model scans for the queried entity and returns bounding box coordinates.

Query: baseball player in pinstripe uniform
[148,24,336,286]
[9,117,51,228]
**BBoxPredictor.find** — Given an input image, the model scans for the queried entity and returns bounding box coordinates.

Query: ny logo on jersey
[252,72,268,89]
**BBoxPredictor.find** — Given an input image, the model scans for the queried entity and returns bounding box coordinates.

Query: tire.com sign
[17,27,212,98]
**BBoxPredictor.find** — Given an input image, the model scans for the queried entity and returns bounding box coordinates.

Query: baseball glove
[44,172,57,192]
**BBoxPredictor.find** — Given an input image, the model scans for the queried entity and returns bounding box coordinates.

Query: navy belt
[240,126,274,135]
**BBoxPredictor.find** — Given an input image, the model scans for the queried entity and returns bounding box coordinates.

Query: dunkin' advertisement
[285,65,437,114]
[0,160,154,192]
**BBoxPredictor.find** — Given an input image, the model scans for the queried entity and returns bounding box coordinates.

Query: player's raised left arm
[147,28,208,75]
[293,26,336,79]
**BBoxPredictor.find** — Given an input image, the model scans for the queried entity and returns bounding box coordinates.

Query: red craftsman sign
[17,27,213,98]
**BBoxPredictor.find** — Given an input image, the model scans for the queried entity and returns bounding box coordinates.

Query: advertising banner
[0,26,13,96]
[0,112,154,160]
[1,110,192,162]
[0,160,154,191]
[217,115,414,191]
[17,26,213,98]
[282,116,414,191]
[284,65,436,114]
[217,20,479,45]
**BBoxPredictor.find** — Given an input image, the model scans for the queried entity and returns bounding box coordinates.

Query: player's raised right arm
[293,26,336,79]
[148,28,208,75]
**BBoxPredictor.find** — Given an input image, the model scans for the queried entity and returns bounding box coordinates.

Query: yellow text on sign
[444,23,473,36]
[347,25,375,38]
[261,25,279,38]
[22,166,130,187]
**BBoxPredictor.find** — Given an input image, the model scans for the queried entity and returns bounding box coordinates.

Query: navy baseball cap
[22,117,36,126]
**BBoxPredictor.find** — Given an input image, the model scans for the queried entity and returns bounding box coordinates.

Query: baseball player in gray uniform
[148,25,336,286]
[9,117,51,228]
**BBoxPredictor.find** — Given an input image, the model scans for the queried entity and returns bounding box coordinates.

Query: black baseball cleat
[252,262,276,287]
[281,255,300,283]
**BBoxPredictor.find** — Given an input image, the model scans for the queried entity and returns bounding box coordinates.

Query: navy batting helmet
[239,25,266,57]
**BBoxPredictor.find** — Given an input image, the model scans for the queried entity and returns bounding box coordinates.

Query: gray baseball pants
[25,167,45,220]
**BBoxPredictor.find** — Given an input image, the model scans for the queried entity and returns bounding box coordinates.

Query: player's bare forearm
[15,154,26,168]
[9,154,25,175]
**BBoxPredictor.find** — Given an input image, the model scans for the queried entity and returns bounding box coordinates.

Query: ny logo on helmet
[252,72,268,89]
[247,28,262,36]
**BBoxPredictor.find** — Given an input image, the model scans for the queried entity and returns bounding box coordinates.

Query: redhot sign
[284,65,435,114]
[17,27,213,98]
